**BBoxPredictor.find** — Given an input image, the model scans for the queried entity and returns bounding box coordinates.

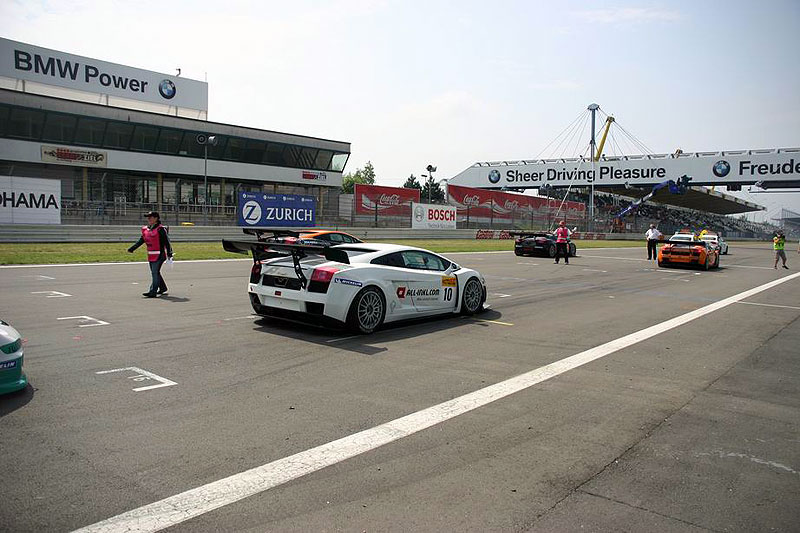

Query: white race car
[700,233,729,255]
[223,240,487,334]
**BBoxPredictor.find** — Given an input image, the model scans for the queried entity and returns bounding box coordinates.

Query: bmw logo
[158,79,177,100]
[712,160,730,177]
[488,169,501,183]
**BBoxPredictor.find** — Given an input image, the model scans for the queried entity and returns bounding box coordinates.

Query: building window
[155,128,184,154]
[331,153,349,172]
[263,142,286,166]
[103,122,134,150]
[7,108,46,139]
[130,125,159,151]
[0,105,9,136]
[298,147,318,169]
[243,139,267,163]
[223,138,246,161]
[315,150,333,170]
[41,112,77,143]
[74,117,107,146]
[178,132,206,157]
[283,145,301,167]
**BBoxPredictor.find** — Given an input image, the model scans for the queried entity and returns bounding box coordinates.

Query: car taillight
[250,261,262,283]
[311,266,341,283]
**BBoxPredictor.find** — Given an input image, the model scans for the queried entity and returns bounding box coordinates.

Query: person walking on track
[128,211,173,297]
[645,224,662,261]
[554,220,571,264]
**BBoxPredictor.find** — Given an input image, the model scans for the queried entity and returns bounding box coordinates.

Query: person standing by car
[554,220,571,264]
[128,211,173,297]
[773,230,788,269]
[645,224,662,261]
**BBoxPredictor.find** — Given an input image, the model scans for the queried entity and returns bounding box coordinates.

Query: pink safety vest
[555,226,569,243]
[141,224,163,262]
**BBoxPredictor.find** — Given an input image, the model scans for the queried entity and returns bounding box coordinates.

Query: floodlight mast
[587,103,599,232]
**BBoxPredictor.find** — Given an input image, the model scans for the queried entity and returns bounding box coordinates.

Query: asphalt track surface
[1,243,798,532]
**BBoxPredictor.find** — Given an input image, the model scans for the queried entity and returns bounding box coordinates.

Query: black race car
[510,231,576,258]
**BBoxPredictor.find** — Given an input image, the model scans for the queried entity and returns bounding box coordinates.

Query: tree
[403,174,421,190]
[421,175,445,203]
[341,161,376,194]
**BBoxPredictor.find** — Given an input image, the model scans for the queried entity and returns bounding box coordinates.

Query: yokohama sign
[355,184,420,216]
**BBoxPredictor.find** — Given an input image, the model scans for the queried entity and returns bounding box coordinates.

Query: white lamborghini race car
[223,240,487,334]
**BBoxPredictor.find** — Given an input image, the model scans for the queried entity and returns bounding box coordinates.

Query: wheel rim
[463,279,482,312]
[357,291,383,330]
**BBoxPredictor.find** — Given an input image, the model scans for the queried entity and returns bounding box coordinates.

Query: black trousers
[647,239,659,260]
[555,242,569,263]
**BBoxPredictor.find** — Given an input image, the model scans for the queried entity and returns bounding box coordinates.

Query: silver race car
[223,240,487,334]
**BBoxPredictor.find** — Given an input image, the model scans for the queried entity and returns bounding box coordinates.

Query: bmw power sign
[237,192,315,227]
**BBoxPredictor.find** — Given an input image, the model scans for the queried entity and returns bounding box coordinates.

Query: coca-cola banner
[355,184,420,216]
[448,184,585,221]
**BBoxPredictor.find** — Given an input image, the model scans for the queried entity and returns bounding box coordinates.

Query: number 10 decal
[443,287,453,301]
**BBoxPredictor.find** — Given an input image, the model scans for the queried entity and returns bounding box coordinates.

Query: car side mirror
[445,263,460,274]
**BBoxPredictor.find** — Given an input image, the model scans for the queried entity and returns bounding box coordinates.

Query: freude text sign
[0,37,208,110]
[411,202,457,230]
[450,148,800,189]
[0,176,61,224]
[238,192,315,227]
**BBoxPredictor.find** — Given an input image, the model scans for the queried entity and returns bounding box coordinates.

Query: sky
[2,0,799,222]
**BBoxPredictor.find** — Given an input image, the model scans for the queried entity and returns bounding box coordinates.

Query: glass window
[401,251,448,271]
[283,145,301,167]
[331,153,349,172]
[74,117,106,146]
[371,252,405,268]
[0,105,9,136]
[315,150,333,170]
[264,142,287,165]
[243,139,266,163]
[298,147,318,169]
[207,137,227,159]
[130,125,159,151]
[41,112,77,143]
[178,132,207,157]
[223,138,246,161]
[103,122,134,149]
[8,108,46,139]
[155,128,184,154]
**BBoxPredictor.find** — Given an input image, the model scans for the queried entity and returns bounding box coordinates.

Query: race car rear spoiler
[508,231,550,238]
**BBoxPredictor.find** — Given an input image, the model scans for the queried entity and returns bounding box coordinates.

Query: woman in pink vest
[554,220,571,264]
[128,211,173,297]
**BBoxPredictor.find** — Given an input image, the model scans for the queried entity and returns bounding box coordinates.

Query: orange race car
[658,236,720,270]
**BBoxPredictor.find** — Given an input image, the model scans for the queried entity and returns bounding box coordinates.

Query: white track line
[737,301,800,311]
[73,272,800,533]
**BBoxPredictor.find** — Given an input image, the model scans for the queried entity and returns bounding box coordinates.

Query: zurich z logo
[242,201,262,225]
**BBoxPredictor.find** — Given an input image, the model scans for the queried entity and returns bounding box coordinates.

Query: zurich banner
[237,192,315,227]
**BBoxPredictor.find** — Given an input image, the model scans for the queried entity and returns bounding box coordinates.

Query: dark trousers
[148,258,167,294]
[555,242,569,263]
[647,239,658,260]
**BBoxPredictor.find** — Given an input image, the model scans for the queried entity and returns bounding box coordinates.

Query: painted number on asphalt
[95,366,177,392]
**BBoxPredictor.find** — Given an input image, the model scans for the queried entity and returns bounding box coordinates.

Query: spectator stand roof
[595,185,763,215]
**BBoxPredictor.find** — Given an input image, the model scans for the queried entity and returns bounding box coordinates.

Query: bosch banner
[411,202,457,229]
[355,184,420,216]
[237,192,315,227]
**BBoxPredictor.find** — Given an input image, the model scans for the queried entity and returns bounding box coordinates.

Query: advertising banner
[355,184,420,216]
[41,145,107,167]
[448,184,584,222]
[0,176,61,224]
[237,192,315,228]
[0,37,208,110]
[411,202,457,230]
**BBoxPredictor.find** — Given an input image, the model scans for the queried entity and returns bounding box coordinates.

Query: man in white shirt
[645,224,662,261]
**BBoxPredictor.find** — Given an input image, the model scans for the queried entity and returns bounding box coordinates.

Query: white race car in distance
[700,232,729,255]
[223,240,487,334]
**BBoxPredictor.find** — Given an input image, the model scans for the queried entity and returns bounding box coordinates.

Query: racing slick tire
[547,244,556,258]
[347,286,386,334]
[514,249,523,256]
[657,260,665,268]
[460,277,485,315]
[713,254,720,269]
[568,243,577,257]
[703,255,711,271]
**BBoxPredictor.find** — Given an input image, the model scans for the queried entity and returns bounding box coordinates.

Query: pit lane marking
[73,271,800,533]
[57,315,109,327]
[582,268,607,273]
[579,255,650,261]
[469,318,514,326]
[31,291,72,298]
[95,367,177,392]
[736,301,800,311]
[725,264,776,270]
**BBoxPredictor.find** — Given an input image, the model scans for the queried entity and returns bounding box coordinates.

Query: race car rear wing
[508,231,550,238]
[222,239,350,288]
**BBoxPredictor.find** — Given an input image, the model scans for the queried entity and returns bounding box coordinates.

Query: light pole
[425,164,437,203]
[197,134,218,225]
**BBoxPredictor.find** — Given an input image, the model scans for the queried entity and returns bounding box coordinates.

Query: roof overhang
[594,185,764,215]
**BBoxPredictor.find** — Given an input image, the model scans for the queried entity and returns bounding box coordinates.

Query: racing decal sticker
[0,360,18,370]
[441,276,457,287]
[334,278,363,287]
[396,286,407,299]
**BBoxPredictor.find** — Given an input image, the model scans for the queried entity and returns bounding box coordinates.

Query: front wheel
[460,277,485,315]
[347,287,385,334]
[569,243,576,257]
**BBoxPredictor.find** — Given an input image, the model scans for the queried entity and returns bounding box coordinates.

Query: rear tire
[547,244,556,258]
[347,287,385,334]
[460,277,485,315]
[569,243,576,257]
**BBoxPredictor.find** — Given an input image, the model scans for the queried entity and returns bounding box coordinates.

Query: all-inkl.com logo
[158,79,177,100]
[488,169,501,183]
[712,160,730,177]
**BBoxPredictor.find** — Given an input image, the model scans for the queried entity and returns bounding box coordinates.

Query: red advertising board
[447,184,585,221]
[355,184,420,216]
